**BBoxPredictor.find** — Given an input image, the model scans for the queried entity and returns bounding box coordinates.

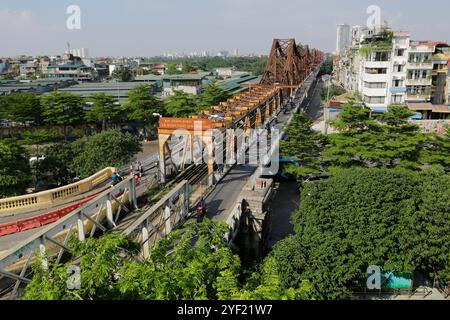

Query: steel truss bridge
[0,39,323,299]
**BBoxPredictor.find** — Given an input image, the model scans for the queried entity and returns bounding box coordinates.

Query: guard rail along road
[0,168,115,215]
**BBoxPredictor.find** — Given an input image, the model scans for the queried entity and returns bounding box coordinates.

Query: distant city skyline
[1,0,449,57]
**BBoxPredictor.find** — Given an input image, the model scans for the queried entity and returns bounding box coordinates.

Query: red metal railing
[0,194,99,237]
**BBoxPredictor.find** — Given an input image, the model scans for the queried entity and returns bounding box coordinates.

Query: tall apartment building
[69,48,89,59]
[336,24,351,55]
[334,26,450,117]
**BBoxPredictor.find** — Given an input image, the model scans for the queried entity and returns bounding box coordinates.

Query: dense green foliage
[321,84,346,101]
[23,218,315,300]
[0,93,43,124]
[85,93,124,130]
[199,83,230,108]
[318,57,333,76]
[164,90,199,118]
[149,56,268,76]
[0,140,31,197]
[111,66,133,82]
[71,130,142,178]
[326,104,433,170]
[267,167,450,299]
[41,92,86,140]
[38,142,76,186]
[272,98,450,299]
[23,220,235,300]
[123,84,164,132]
[280,113,326,178]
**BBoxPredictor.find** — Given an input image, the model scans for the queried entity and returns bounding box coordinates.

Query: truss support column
[265,103,271,124]
[202,135,215,187]
[77,212,85,241]
[142,226,150,260]
[226,128,235,167]
[164,206,172,235]
[130,178,138,209]
[256,108,262,128]
[106,195,114,229]
[277,91,282,111]
[39,239,48,270]
[158,134,170,184]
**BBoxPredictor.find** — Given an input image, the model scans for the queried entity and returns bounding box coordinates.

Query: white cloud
[0,9,34,31]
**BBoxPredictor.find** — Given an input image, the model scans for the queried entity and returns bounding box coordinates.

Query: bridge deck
[205,76,317,222]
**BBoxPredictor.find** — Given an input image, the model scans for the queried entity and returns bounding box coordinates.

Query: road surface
[265,79,324,249]
[205,82,315,222]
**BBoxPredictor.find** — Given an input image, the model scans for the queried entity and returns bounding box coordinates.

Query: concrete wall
[0,167,115,215]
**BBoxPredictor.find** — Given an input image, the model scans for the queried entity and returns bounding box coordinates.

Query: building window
[392,95,403,103]
[392,80,404,87]
[395,49,405,57]
[407,86,430,95]
[409,53,432,63]
[393,64,404,73]
[364,96,386,104]
[364,82,386,88]
[408,70,428,80]
[373,52,390,62]
[365,68,387,74]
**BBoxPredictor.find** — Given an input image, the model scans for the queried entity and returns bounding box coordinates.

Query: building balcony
[406,78,432,86]
[405,93,431,102]
[364,61,391,69]
[362,73,389,83]
[409,45,434,53]
[392,74,406,80]
[390,87,407,94]
[407,62,433,69]
[362,87,388,97]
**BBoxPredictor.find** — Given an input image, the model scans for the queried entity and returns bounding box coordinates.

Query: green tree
[72,130,142,178]
[85,93,123,131]
[20,129,59,156]
[407,167,450,285]
[319,57,333,76]
[326,103,426,169]
[123,84,164,136]
[280,112,326,179]
[0,93,43,124]
[199,83,230,108]
[419,127,450,171]
[41,92,86,141]
[268,167,450,299]
[0,140,31,197]
[111,66,133,82]
[165,90,199,117]
[181,62,196,73]
[166,63,180,75]
[234,255,313,300]
[39,143,76,186]
[23,220,242,300]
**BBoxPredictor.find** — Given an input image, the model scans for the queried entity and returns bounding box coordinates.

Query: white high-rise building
[69,48,89,59]
[336,24,351,55]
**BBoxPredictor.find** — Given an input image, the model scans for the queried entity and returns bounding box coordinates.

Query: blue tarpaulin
[410,113,423,120]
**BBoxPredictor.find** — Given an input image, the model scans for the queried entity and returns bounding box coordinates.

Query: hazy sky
[1,0,449,57]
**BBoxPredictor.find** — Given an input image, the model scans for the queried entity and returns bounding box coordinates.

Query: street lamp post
[322,75,332,135]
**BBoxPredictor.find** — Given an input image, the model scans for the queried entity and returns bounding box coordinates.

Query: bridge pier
[158,134,171,184]
[228,178,274,263]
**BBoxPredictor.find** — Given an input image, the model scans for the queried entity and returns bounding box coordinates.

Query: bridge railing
[0,177,137,298]
[122,180,190,260]
[0,167,115,216]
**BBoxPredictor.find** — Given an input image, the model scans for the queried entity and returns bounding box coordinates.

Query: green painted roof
[134,74,163,81]
[216,74,260,92]
[162,73,207,81]
[47,64,87,69]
